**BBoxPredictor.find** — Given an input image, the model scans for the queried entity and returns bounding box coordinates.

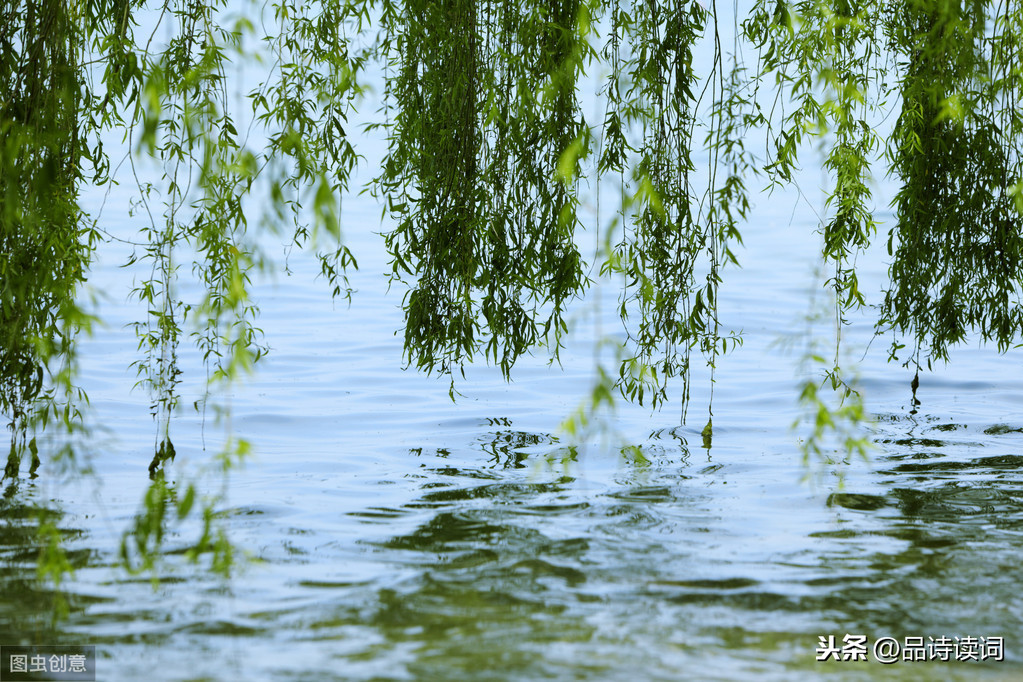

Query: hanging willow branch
[881,0,1023,366]
[606,0,706,414]
[4,0,1023,478]
[379,0,590,383]
[598,0,748,424]
[1,0,94,479]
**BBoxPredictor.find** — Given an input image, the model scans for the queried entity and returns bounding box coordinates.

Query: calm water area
[4,9,1023,682]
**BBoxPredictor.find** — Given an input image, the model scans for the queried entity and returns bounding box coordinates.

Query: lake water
[4,13,1023,682]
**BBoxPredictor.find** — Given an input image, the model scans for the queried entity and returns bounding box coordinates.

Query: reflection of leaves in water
[802,449,1023,637]
[983,424,1023,435]
[608,486,676,503]
[826,493,889,511]
[649,425,692,449]
[892,485,1018,521]
[365,497,599,677]
[476,429,557,469]
[880,454,1023,477]
[412,419,694,473]
[406,479,574,508]
[0,484,91,636]
[877,436,948,448]
[310,430,1023,678]
[382,512,515,551]
[928,423,965,433]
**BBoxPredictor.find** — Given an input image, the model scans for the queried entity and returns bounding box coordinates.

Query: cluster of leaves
[601,0,714,417]
[882,0,1023,365]
[377,0,753,430]
[1,0,97,480]
[601,0,751,429]
[743,1,1023,465]
[1,0,366,587]
[377,0,591,383]
[748,0,883,308]
[742,0,889,460]
[100,0,365,573]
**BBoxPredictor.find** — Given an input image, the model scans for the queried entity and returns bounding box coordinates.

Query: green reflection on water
[2,423,1023,681]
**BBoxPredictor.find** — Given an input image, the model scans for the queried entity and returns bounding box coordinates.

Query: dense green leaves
[379,0,590,380]
[1,0,94,478]
[882,0,1023,365]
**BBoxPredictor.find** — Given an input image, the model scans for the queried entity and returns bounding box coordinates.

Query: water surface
[4,47,1023,682]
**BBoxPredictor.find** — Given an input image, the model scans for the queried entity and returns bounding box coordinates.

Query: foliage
[601,0,745,422]
[791,278,872,481]
[882,0,1023,366]
[377,0,591,382]
[1,0,95,478]
[2,0,1023,601]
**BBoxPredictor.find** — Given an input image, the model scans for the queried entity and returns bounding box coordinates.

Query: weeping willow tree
[1,0,1022,579]
[378,0,588,381]
[1,0,95,479]
[882,0,1023,368]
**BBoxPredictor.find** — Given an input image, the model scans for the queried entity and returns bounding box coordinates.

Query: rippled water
[5,54,1023,682]
[4,182,1022,680]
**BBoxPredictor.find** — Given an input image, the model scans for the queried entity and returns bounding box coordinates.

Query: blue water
[3,166,1016,680]
[4,7,1023,680]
